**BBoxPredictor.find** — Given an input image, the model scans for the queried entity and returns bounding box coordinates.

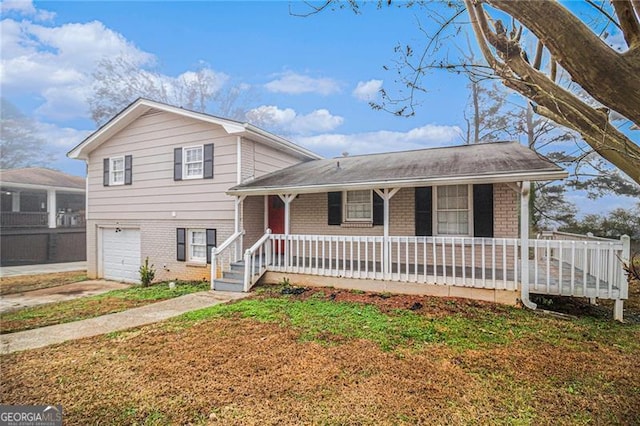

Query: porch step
[213,278,244,292]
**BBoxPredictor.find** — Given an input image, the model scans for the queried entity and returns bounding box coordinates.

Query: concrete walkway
[0,262,86,278]
[0,280,130,314]
[0,291,247,354]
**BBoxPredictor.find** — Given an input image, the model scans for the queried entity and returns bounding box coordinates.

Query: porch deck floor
[261,256,621,299]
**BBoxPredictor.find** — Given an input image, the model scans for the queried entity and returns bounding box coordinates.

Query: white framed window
[188,229,207,262]
[183,146,203,179]
[110,156,125,186]
[344,190,373,222]
[435,185,471,235]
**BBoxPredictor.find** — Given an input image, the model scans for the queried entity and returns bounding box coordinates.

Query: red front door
[268,195,285,253]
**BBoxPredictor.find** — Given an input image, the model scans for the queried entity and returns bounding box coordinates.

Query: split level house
[68,98,631,320]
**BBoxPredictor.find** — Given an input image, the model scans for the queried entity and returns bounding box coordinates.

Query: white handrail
[538,230,619,243]
[210,230,245,290]
[243,229,272,292]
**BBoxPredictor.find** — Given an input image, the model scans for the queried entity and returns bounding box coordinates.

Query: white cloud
[0,18,154,120]
[35,121,92,149]
[264,71,340,95]
[0,0,55,21]
[352,79,383,102]
[294,124,463,156]
[246,105,344,134]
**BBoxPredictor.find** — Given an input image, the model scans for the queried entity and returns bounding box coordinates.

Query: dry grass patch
[0,271,87,295]
[2,286,639,425]
[0,281,209,334]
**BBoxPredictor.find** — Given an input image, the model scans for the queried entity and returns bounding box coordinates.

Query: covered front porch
[213,143,630,320]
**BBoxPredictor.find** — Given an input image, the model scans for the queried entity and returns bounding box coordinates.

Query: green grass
[177,292,640,352]
[0,281,209,334]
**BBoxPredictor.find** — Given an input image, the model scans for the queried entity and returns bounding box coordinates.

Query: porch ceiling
[228,141,567,196]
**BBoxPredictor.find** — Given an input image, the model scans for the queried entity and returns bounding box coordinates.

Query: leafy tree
[301,1,640,184]
[0,98,53,169]
[560,203,640,242]
[88,55,250,125]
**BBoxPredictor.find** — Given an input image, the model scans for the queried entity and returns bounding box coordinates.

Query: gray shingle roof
[229,142,565,194]
[0,168,85,190]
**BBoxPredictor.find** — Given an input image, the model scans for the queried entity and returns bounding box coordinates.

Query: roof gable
[67,98,321,161]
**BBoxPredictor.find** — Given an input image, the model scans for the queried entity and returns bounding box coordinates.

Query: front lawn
[1,285,638,425]
[0,281,209,334]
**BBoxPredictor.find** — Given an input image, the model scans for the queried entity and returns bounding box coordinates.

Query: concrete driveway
[0,261,86,278]
[0,280,130,314]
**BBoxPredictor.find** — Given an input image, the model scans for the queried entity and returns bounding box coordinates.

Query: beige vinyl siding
[252,139,303,177]
[240,138,255,183]
[87,111,238,221]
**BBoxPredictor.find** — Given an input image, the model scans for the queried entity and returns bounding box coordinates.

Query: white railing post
[520,181,536,310]
[615,234,631,321]
[265,228,272,267]
[211,247,218,290]
[243,249,252,292]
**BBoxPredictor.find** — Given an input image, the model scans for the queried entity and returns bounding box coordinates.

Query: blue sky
[1,0,637,216]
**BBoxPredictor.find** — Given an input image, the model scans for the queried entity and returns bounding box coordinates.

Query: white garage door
[102,228,141,283]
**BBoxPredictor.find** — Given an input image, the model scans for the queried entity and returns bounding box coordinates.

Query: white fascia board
[1,182,85,193]
[68,99,153,159]
[226,170,568,196]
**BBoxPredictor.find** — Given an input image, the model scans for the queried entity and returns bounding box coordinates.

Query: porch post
[278,194,295,269]
[374,188,400,279]
[11,191,20,212]
[278,194,295,235]
[234,195,246,260]
[520,181,536,310]
[47,189,56,228]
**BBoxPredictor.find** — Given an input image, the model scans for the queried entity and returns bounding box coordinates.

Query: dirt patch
[0,271,87,295]
[268,285,516,317]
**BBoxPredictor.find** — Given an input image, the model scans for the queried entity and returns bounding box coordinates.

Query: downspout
[520,181,537,310]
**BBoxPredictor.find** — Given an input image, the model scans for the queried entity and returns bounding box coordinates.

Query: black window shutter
[124,155,133,185]
[174,148,182,181]
[327,192,342,225]
[203,144,214,179]
[415,187,433,236]
[473,184,494,237]
[373,191,384,226]
[103,158,110,186]
[206,229,216,264]
[177,228,186,261]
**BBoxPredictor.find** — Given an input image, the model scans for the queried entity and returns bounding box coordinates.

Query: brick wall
[87,218,234,282]
[288,184,519,238]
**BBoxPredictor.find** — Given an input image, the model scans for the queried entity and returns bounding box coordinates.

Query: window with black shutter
[327,192,342,225]
[473,184,494,237]
[206,229,216,263]
[415,187,433,236]
[176,228,186,261]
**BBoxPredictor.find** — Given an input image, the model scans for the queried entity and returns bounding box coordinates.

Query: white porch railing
[268,234,521,290]
[532,232,629,299]
[210,230,244,290]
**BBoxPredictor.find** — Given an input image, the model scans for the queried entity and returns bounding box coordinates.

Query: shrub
[139,257,156,287]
